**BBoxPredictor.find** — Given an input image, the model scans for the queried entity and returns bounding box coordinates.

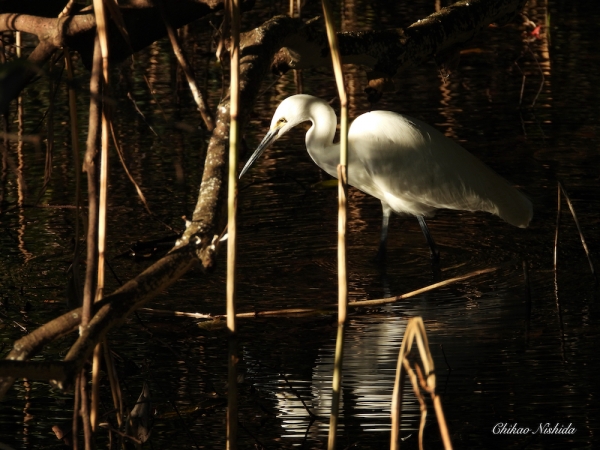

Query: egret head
[239,95,319,178]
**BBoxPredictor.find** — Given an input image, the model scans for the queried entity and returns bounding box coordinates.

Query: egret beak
[239,127,281,178]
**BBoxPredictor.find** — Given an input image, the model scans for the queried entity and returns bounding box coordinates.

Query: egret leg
[417,215,440,264]
[374,202,392,262]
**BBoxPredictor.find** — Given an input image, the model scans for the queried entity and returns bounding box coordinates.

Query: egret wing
[348,111,532,227]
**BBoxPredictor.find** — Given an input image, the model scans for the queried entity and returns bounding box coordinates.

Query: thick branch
[176,15,305,269]
[0,0,252,108]
[0,0,252,66]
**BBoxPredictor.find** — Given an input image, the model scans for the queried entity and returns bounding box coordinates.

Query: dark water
[1,0,599,448]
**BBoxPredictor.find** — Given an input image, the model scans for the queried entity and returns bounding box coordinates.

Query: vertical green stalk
[226,0,241,448]
[322,1,348,448]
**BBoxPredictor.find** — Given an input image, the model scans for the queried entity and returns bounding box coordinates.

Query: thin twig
[526,45,545,108]
[103,342,123,427]
[439,344,451,371]
[108,121,177,233]
[139,266,499,320]
[280,373,320,419]
[558,182,595,275]
[156,0,215,131]
[553,183,560,271]
[125,91,159,136]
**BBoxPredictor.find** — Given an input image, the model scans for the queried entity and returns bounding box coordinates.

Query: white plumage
[241,94,532,261]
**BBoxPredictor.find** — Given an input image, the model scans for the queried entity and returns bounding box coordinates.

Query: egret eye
[277,118,287,125]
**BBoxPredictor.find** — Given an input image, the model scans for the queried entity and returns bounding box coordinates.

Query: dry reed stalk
[90,0,112,436]
[91,344,102,432]
[79,371,92,450]
[289,0,302,18]
[58,0,76,18]
[402,358,427,447]
[79,32,102,445]
[72,372,80,449]
[226,0,241,448]
[92,0,131,438]
[391,317,452,450]
[96,113,108,303]
[93,0,109,82]
[82,32,102,322]
[321,0,349,447]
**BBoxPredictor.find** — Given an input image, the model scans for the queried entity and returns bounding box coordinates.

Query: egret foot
[417,216,440,265]
[430,247,440,265]
[373,244,387,265]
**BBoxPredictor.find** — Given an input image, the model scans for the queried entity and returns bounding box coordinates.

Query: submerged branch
[0,265,499,384]
[0,248,198,395]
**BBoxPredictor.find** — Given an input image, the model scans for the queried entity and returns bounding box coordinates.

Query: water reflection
[237,263,534,448]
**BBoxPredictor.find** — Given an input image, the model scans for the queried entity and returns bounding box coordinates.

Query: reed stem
[322,1,348,447]
[226,0,241,447]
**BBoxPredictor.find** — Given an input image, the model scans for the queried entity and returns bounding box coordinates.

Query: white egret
[240,94,532,261]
